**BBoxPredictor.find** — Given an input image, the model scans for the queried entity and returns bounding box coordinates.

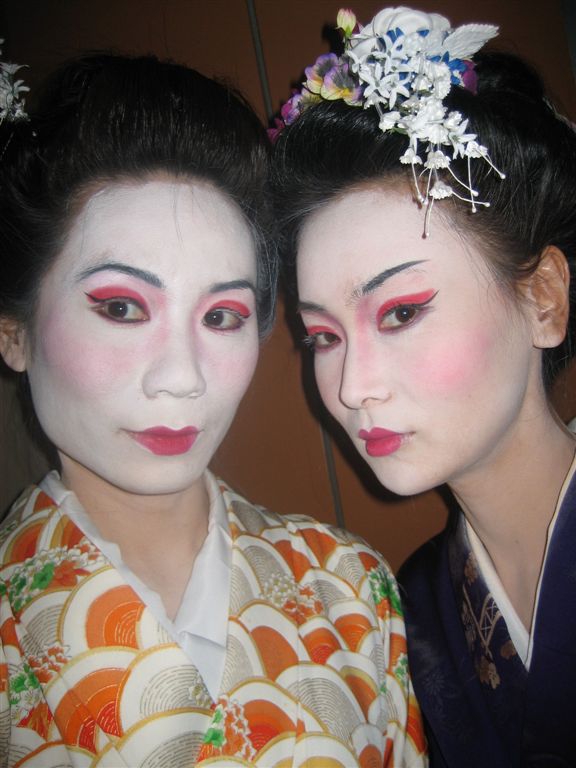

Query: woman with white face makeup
[273,6,576,768]
[0,55,425,766]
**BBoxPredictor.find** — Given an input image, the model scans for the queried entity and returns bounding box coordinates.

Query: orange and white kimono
[0,476,426,767]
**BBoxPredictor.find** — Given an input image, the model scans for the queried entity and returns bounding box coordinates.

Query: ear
[521,245,570,350]
[0,317,28,372]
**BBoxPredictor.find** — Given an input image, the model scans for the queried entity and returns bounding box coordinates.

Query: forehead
[296,186,491,298]
[55,179,256,282]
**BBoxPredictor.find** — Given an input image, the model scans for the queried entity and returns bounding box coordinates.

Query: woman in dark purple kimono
[272,5,576,766]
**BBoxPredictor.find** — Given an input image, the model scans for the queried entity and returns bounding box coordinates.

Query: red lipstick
[129,426,199,456]
[358,428,405,457]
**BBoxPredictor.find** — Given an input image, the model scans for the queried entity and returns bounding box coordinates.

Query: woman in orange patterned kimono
[0,54,426,766]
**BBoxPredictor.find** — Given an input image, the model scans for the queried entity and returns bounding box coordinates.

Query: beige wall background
[1,0,575,571]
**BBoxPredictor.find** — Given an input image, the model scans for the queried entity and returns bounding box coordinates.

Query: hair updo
[272,51,576,379]
[0,53,277,337]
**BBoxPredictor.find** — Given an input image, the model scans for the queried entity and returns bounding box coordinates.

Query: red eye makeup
[376,288,437,331]
[203,299,253,332]
[86,285,149,306]
[205,299,251,318]
[376,289,437,320]
[304,324,338,337]
[85,285,150,323]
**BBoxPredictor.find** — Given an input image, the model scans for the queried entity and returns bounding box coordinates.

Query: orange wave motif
[54,668,124,751]
[298,526,340,565]
[85,585,145,649]
[251,624,299,679]
[334,612,373,651]
[302,625,341,664]
[18,701,53,740]
[359,743,386,768]
[4,521,43,564]
[274,539,315,580]
[343,672,378,720]
[1,615,19,647]
[245,699,296,752]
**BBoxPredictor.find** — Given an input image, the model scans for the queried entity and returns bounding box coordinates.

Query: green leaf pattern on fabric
[203,705,226,747]
[6,543,103,612]
[9,661,42,723]
[368,563,404,617]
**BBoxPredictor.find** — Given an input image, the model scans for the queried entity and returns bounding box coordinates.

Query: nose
[142,328,206,399]
[337,339,391,410]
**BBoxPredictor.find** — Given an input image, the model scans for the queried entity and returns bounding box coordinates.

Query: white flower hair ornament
[0,39,28,125]
[270,6,505,236]
[0,38,29,167]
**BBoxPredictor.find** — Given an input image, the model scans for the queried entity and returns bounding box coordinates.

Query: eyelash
[202,302,252,332]
[377,291,438,331]
[302,326,341,352]
[302,291,438,351]
[86,293,149,323]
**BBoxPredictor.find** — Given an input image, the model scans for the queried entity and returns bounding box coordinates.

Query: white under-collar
[39,469,231,700]
[466,449,576,670]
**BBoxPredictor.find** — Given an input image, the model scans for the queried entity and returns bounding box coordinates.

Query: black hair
[272,52,576,381]
[0,53,277,337]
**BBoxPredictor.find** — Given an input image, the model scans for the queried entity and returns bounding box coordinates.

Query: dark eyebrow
[76,261,165,289]
[360,260,427,296]
[298,300,325,313]
[210,279,256,294]
[298,260,428,314]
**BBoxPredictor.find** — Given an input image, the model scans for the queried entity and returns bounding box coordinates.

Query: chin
[367,462,440,498]
[112,468,206,497]
[66,457,207,498]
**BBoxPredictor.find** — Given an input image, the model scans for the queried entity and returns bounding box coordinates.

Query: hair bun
[474,51,545,103]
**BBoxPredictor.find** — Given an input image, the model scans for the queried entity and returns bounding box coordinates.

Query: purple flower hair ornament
[271,6,505,236]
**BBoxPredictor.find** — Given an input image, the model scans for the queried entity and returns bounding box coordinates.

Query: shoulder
[0,483,56,565]
[217,476,396,579]
[399,531,446,583]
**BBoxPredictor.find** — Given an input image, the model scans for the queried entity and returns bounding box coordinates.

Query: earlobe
[0,317,28,372]
[523,245,570,350]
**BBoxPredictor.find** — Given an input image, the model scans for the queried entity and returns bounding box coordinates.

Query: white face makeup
[20,180,259,496]
[297,187,544,497]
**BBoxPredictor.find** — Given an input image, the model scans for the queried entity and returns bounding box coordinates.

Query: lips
[358,427,405,457]
[129,426,199,456]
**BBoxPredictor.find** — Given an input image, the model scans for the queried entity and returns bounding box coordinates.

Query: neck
[59,460,210,620]
[451,404,575,629]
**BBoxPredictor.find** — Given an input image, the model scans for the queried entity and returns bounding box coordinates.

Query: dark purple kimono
[398,472,576,768]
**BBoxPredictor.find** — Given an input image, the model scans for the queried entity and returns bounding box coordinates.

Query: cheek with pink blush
[37,310,159,396]
[407,329,495,398]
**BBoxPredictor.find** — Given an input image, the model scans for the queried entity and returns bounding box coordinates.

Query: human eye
[377,289,437,331]
[302,325,341,352]
[86,289,150,323]
[203,300,252,331]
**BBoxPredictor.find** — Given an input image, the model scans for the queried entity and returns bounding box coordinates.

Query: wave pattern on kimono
[0,479,426,767]
[398,469,576,768]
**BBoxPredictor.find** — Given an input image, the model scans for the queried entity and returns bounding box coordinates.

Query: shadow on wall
[0,369,51,515]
